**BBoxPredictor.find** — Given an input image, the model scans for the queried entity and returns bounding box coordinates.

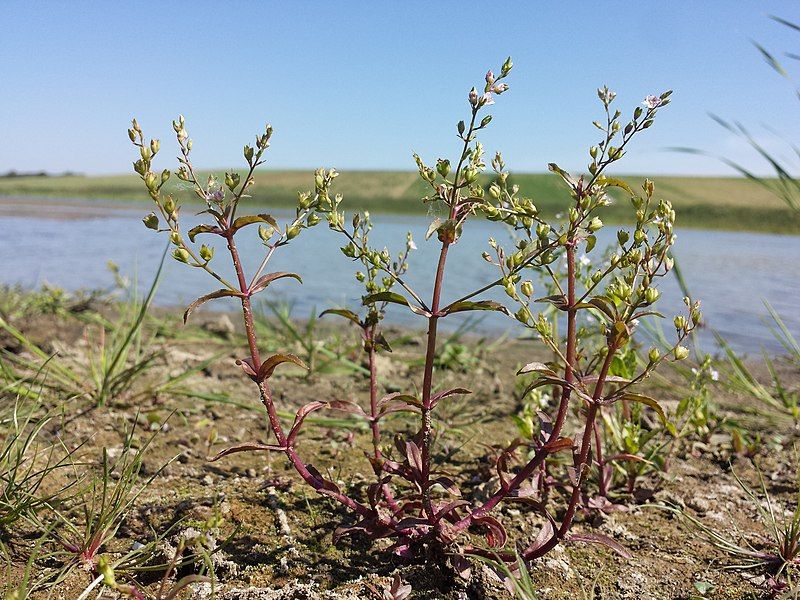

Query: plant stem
[420,240,450,520]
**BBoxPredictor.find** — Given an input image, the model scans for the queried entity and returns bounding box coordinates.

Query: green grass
[1,170,798,233]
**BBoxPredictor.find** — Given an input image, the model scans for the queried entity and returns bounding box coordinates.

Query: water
[1,197,798,355]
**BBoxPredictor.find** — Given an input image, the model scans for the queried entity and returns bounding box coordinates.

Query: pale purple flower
[481,92,495,106]
[468,87,479,106]
[492,83,509,94]
[642,95,662,109]
[485,70,495,84]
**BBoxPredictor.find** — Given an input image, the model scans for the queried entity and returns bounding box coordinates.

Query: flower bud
[587,217,603,232]
[172,248,190,263]
[142,212,159,230]
[648,347,660,363]
[286,226,301,240]
[436,159,450,178]
[617,230,629,245]
[501,56,513,75]
[199,244,214,261]
[674,346,690,361]
[674,315,687,330]
[163,196,175,213]
[169,231,182,246]
[150,139,160,155]
[644,288,659,304]
[521,281,533,297]
[144,172,157,191]
[485,70,495,84]
[468,87,479,106]
[355,271,365,282]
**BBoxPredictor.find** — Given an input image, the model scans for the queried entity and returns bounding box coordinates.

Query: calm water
[1,198,798,355]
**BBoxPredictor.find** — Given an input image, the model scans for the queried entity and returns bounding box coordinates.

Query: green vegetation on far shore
[0,170,798,233]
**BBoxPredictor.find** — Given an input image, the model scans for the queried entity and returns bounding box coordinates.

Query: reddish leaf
[430,476,461,496]
[209,442,287,461]
[474,515,507,548]
[187,223,222,242]
[288,401,328,443]
[543,436,574,453]
[404,441,423,480]
[517,362,557,376]
[250,272,302,295]
[429,387,471,409]
[567,532,631,558]
[236,357,258,379]
[328,400,367,418]
[524,520,554,555]
[257,353,308,382]
[184,289,241,323]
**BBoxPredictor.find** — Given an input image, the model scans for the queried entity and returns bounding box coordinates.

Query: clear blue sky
[2,1,799,176]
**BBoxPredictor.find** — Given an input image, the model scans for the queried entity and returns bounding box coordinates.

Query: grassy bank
[1,170,798,233]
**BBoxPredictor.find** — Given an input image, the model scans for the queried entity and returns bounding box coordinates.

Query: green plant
[131,61,695,569]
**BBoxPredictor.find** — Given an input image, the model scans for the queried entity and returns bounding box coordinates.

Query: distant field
[0,170,797,233]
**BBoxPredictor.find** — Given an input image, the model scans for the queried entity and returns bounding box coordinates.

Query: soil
[1,301,798,600]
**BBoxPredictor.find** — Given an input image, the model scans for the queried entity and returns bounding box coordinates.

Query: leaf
[187,224,222,242]
[328,400,367,418]
[319,308,361,326]
[306,464,342,496]
[250,272,302,295]
[534,294,569,310]
[378,392,422,409]
[524,520,554,555]
[184,289,241,323]
[440,300,509,317]
[236,357,258,378]
[596,175,635,196]
[429,387,471,409]
[405,441,423,480]
[430,476,461,497]
[517,362,557,376]
[580,374,631,385]
[288,401,328,442]
[474,515,507,548]
[543,437,574,453]
[548,163,577,188]
[229,213,278,234]
[617,392,672,432]
[363,291,430,316]
[567,532,631,559]
[257,353,308,382]
[425,217,442,240]
[588,297,616,320]
[209,442,287,461]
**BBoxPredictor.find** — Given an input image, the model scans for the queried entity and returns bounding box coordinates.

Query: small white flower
[642,95,662,109]
[481,92,495,106]
[408,240,418,250]
[710,369,720,381]
[579,254,591,267]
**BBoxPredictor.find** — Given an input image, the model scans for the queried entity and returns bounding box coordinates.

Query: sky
[2,1,800,177]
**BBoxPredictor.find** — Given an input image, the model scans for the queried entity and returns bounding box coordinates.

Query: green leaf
[229,213,279,235]
[618,393,674,433]
[363,292,430,317]
[440,300,509,317]
[319,308,362,326]
[596,175,635,196]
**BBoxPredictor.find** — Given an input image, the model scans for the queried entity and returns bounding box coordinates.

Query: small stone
[203,314,236,338]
